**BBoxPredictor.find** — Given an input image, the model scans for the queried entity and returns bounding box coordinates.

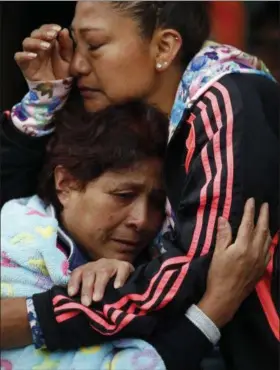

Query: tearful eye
[88,43,103,52]
[115,192,136,200]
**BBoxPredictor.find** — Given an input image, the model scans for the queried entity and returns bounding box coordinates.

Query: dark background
[0,1,279,111]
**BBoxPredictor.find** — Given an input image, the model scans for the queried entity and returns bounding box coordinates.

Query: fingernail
[114,281,120,289]
[27,52,37,59]
[41,41,50,50]
[68,287,74,296]
[52,25,62,32]
[218,217,227,230]
[46,30,57,38]
[82,296,91,306]
[248,198,255,207]
[92,293,101,302]
[262,202,269,211]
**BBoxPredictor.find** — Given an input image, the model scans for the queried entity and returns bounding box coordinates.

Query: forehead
[92,159,164,190]
[72,1,132,32]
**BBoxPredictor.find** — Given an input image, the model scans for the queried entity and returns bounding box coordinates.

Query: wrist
[197,292,238,328]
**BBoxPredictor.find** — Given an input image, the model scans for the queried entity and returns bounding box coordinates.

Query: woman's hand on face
[198,198,271,327]
[14,24,73,81]
[68,259,135,306]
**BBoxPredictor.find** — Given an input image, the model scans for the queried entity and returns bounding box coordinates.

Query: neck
[147,66,184,116]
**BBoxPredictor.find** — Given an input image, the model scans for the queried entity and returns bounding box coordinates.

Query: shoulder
[215,73,279,103]
[190,73,279,138]
[196,73,279,108]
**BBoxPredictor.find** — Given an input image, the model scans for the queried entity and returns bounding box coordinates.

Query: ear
[54,165,78,207]
[153,29,182,72]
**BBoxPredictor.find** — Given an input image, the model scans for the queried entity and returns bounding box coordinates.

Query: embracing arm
[2,74,277,369]
[30,73,278,344]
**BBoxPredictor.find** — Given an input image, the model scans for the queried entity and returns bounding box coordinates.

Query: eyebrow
[70,26,103,34]
[112,182,165,193]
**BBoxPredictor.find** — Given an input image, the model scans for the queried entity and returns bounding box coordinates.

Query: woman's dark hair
[112,1,210,67]
[38,100,169,211]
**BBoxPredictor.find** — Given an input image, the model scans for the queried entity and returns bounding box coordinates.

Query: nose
[126,199,150,232]
[70,49,92,77]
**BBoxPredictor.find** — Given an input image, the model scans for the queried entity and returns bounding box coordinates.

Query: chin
[83,98,110,112]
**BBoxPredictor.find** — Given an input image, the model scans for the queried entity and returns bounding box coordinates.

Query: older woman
[1,2,279,370]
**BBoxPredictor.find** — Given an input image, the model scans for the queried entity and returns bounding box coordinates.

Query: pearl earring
[156,61,168,70]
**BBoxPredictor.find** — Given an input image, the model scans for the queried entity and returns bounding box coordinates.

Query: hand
[68,259,135,306]
[14,24,73,81]
[198,198,271,327]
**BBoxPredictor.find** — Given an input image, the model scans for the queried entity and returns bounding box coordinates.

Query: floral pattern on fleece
[169,40,273,140]
[11,78,72,137]
[0,195,166,370]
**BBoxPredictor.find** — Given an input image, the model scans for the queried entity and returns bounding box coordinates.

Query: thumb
[57,28,73,63]
[216,217,232,251]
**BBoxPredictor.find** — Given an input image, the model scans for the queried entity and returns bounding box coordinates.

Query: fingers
[92,273,111,302]
[236,198,255,247]
[31,24,61,38]
[81,271,96,307]
[57,28,73,63]
[68,268,82,297]
[37,24,61,32]
[215,217,232,252]
[31,28,60,42]
[22,37,51,52]
[21,25,62,54]
[253,203,270,254]
[14,52,37,69]
[114,263,135,289]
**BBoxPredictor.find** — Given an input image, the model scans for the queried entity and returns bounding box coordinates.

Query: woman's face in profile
[70,1,157,112]
[57,159,166,263]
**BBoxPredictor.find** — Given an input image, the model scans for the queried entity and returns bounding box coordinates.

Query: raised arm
[1,24,73,207]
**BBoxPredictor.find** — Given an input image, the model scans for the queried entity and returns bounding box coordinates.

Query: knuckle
[122,261,130,269]
[98,258,107,266]
[260,226,269,237]
[72,267,82,276]
[83,268,94,278]
[31,29,39,36]
[243,219,254,231]
[98,267,109,274]
[22,38,29,47]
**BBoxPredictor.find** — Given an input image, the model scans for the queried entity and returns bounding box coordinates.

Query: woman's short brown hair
[38,100,169,210]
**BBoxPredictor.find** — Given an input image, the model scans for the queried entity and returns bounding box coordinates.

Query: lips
[78,87,101,98]
[111,238,141,252]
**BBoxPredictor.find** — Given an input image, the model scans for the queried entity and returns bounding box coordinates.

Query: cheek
[82,198,126,238]
[96,45,154,100]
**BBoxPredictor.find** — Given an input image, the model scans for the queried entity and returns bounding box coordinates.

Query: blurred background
[0,1,280,110]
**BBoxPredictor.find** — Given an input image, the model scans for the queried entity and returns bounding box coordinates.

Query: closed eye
[88,43,104,52]
[114,192,136,200]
